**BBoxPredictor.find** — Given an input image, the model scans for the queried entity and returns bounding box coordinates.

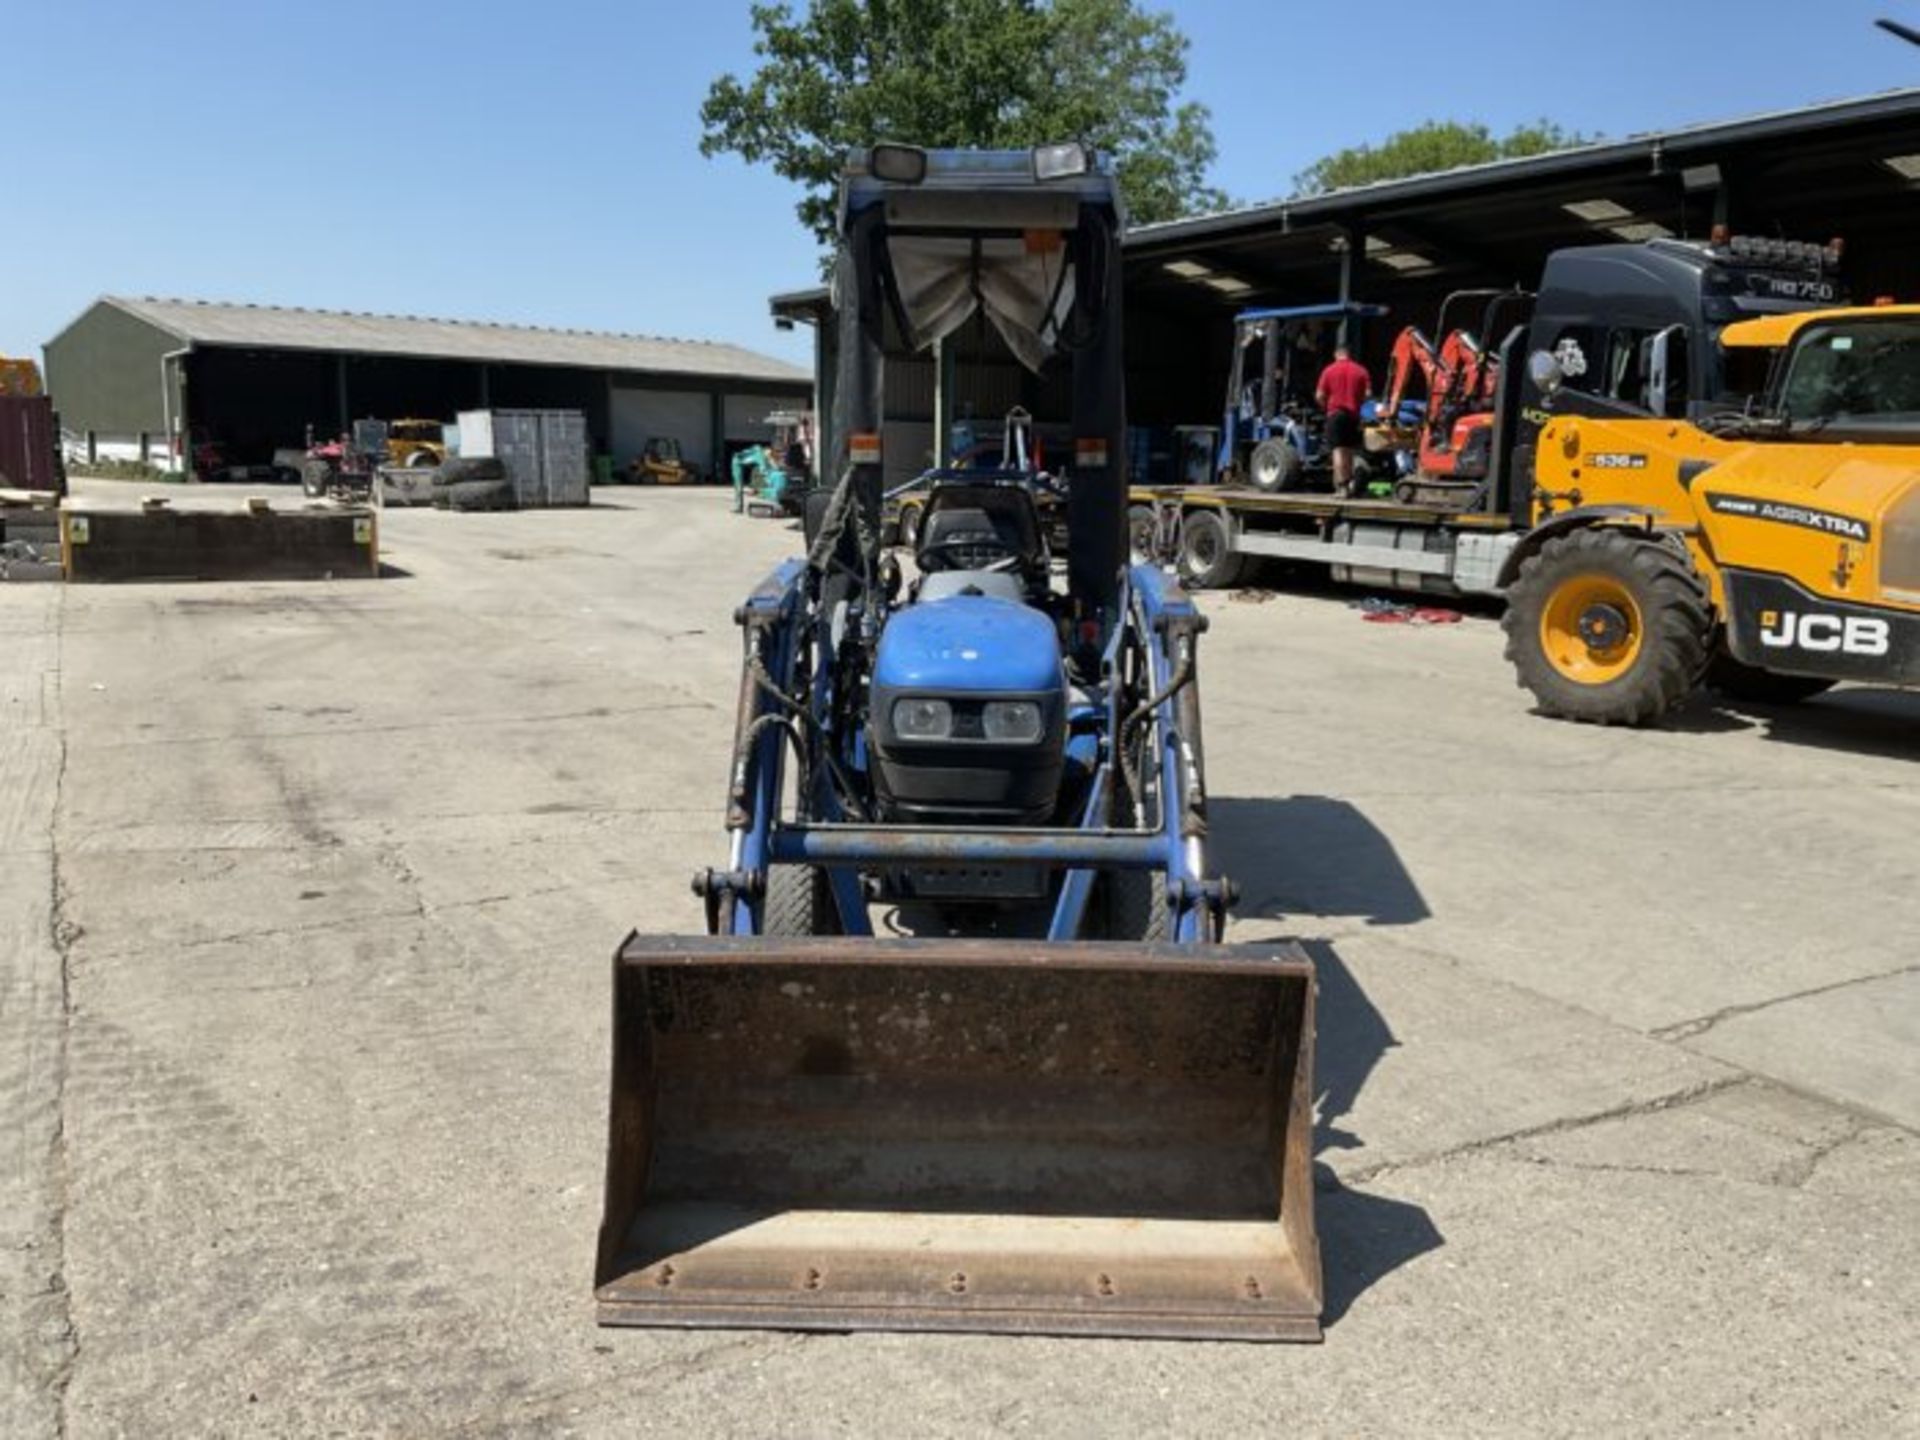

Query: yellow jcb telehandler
[1503,299,1920,722]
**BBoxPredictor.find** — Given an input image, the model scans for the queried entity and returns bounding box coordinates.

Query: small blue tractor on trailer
[595,146,1322,1343]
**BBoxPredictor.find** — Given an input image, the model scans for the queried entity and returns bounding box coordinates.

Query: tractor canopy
[838,144,1123,373]
[829,144,1130,610]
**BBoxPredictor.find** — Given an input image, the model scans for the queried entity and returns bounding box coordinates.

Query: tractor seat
[916,492,1043,572]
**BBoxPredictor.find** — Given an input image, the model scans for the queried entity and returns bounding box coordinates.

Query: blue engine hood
[873,596,1063,693]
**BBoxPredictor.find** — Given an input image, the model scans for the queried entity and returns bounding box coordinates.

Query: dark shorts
[1324,409,1361,450]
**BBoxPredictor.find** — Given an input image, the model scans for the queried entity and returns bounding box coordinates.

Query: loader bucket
[594,934,1320,1341]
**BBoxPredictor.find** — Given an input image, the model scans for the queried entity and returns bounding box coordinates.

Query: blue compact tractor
[596,146,1321,1345]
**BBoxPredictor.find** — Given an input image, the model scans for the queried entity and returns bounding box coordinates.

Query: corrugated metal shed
[88,296,809,384]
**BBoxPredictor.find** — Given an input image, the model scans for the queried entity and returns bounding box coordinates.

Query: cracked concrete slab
[1679,969,1920,1130]
[1233,927,1733,1183]
[1509,1077,1872,1187]
[6,484,1915,1436]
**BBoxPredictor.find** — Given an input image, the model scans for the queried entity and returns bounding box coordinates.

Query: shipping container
[456,408,591,507]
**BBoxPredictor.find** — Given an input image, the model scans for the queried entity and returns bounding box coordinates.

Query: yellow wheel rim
[1538,574,1643,683]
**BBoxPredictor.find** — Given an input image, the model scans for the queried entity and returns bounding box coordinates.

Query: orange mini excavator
[1379,289,1534,503]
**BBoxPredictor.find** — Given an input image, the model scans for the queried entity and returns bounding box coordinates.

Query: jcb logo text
[1758,610,1890,656]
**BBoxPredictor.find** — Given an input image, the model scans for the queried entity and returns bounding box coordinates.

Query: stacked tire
[431,457,516,512]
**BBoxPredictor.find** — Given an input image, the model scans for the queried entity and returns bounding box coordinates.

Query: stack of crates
[455,410,591,507]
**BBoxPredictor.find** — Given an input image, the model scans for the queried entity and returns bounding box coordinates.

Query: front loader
[595,145,1321,1342]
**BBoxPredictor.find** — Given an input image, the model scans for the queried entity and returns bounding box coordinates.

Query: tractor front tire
[1503,527,1712,726]
[1094,866,1170,942]
[762,866,840,936]
[301,461,332,499]
[1247,438,1302,493]
[1706,655,1838,706]
[1177,508,1247,590]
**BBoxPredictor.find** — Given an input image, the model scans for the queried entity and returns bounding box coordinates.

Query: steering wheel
[918,529,1019,573]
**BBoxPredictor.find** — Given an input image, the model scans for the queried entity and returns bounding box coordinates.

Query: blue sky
[2,0,1914,365]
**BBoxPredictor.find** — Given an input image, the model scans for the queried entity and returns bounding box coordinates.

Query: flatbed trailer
[1128,483,1520,597]
[1132,232,1858,606]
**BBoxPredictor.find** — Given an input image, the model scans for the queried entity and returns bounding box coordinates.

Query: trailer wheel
[1127,504,1162,565]
[762,866,840,936]
[1503,528,1711,725]
[1177,509,1247,589]
[1247,438,1302,493]
[1705,655,1838,706]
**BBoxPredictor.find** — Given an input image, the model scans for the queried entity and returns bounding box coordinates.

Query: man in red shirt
[1315,345,1373,497]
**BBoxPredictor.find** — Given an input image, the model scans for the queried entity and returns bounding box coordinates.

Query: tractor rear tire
[1503,528,1712,726]
[1247,438,1302,493]
[301,461,332,498]
[1706,655,1838,705]
[762,866,840,936]
[1177,508,1247,589]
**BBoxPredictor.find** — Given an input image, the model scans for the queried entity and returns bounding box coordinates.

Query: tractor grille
[1883,482,1920,604]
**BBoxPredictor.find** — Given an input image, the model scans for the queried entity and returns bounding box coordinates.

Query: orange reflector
[1075,438,1109,468]
[850,432,882,464]
[1023,228,1064,255]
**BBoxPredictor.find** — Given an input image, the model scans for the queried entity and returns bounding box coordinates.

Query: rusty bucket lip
[594,1296,1324,1343]
[617,932,1316,980]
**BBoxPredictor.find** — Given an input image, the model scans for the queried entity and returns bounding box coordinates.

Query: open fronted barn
[774,89,1920,475]
[43,297,810,478]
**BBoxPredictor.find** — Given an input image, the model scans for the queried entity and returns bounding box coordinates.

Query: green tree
[701,0,1229,246]
[1293,119,1593,196]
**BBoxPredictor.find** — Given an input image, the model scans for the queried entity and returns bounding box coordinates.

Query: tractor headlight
[982,700,1044,743]
[892,697,953,740]
[1032,142,1090,181]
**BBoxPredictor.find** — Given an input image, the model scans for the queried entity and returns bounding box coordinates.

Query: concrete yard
[3,482,1915,1437]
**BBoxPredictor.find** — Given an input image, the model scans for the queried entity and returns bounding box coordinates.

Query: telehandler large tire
[1503,527,1711,726]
